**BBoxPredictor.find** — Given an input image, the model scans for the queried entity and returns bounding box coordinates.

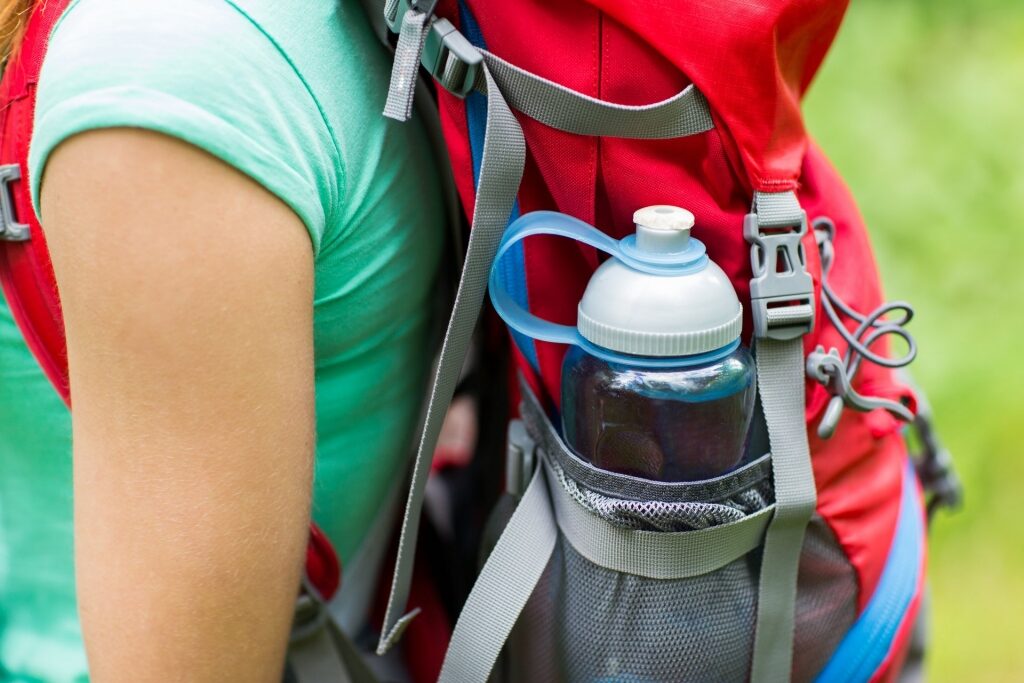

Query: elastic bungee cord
[806,216,917,438]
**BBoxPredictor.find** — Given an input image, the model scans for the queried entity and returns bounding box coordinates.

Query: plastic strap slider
[743,211,814,341]
[0,164,29,242]
[422,18,482,98]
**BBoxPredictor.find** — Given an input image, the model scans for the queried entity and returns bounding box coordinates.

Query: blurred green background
[803,1,1024,680]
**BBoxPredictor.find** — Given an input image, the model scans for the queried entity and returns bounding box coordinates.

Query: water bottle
[490,206,756,482]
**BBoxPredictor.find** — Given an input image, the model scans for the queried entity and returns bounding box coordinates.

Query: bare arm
[40,129,316,682]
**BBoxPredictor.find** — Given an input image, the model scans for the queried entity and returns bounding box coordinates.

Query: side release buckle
[744,211,815,341]
[421,18,482,98]
[384,0,481,99]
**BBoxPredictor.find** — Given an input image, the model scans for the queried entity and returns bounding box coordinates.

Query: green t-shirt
[1,0,444,679]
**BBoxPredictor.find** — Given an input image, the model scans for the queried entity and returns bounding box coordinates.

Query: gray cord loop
[807,217,917,438]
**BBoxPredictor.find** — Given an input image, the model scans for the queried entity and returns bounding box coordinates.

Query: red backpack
[368,1,957,682]
[1,1,959,681]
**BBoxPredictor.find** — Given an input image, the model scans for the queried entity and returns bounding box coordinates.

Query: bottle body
[561,345,756,482]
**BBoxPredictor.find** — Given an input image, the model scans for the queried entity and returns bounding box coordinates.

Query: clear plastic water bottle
[490,205,756,482]
[561,206,754,481]
[561,343,755,481]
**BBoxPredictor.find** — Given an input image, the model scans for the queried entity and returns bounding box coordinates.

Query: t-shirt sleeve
[29,0,341,254]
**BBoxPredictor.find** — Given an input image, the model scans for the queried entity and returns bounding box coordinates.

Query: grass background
[803,1,1024,680]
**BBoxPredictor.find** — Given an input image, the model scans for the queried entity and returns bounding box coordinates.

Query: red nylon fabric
[436,0,922,677]
[0,0,343,607]
[0,0,71,405]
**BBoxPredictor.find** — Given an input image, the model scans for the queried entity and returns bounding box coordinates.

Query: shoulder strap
[745,190,817,682]
[0,0,75,405]
[377,8,819,683]
[375,3,717,657]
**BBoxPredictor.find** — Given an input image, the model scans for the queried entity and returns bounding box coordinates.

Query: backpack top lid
[449,0,847,194]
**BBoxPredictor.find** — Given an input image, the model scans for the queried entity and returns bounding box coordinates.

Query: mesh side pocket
[792,517,859,682]
[499,463,858,683]
[556,462,773,532]
[508,536,758,682]
[501,462,764,682]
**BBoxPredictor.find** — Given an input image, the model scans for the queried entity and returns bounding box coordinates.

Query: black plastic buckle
[743,211,814,340]
[422,18,482,98]
[909,410,962,521]
[505,419,536,500]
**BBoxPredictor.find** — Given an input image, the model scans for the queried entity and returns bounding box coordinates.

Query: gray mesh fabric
[509,538,758,683]
[507,516,858,683]
[553,460,773,533]
[792,517,859,683]
[495,397,859,683]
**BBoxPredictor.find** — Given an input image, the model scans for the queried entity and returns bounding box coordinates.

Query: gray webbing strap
[289,624,354,683]
[479,50,715,139]
[377,4,720,663]
[437,463,556,683]
[547,458,774,580]
[376,62,526,655]
[289,615,379,683]
[752,190,803,228]
[383,9,431,121]
[327,617,380,683]
[748,191,817,683]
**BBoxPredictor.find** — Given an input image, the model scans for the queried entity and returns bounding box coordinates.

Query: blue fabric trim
[816,460,925,682]
[457,1,539,373]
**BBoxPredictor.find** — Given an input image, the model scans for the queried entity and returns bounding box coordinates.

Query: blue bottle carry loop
[488,211,735,368]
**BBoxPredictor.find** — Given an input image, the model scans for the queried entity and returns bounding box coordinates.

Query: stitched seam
[221,0,345,220]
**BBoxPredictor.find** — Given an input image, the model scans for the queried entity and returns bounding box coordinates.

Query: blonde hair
[0,0,34,69]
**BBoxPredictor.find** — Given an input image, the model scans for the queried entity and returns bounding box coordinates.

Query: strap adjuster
[0,164,29,242]
[422,18,481,98]
[505,420,537,500]
[743,211,814,341]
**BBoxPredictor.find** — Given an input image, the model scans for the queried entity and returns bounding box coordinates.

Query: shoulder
[30,0,343,253]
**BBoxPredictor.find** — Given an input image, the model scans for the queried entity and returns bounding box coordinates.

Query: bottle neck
[576,336,742,369]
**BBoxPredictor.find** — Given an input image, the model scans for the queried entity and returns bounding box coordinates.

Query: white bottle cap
[633,205,695,254]
[576,205,743,357]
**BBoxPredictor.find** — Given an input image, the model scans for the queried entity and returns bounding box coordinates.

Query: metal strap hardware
[0,164,29,242]
[743,191,814,341]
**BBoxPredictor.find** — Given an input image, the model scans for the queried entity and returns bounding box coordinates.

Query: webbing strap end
[376,607,421,656]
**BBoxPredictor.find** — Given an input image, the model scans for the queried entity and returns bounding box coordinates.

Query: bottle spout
[633,205,694,254]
